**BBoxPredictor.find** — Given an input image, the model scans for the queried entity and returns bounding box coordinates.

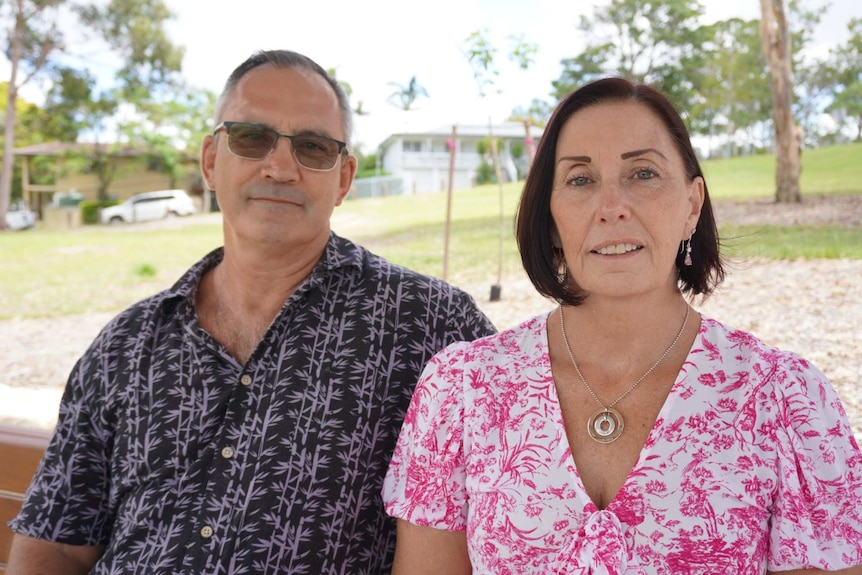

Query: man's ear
[335,153,358,207]
[200,134,217,190]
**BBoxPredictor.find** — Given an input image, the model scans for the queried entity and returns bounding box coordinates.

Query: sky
[17,0,862,153]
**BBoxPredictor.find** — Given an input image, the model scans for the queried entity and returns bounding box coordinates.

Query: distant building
[359,122,542,197]
[13,141,201,220]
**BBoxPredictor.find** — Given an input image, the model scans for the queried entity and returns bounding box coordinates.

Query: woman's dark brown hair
[515,77,725,306]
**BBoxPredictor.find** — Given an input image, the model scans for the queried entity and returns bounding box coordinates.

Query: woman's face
[549,101,704,302]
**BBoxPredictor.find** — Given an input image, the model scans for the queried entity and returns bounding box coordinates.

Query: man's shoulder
[94,249,220,345]
[333,234,467,295]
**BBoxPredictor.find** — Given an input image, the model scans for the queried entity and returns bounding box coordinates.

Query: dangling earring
[683,228,696,267]
[558,259,568,285]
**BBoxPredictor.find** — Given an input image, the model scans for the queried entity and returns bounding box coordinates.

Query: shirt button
[221,446,235,459]
[240,374,252,386]
[200,525,214,538]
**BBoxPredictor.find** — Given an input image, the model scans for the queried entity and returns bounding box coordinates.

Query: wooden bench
[0,424,52,573]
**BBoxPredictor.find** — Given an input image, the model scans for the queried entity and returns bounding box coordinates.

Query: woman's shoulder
[695,314,829,393]
[698,315,811,366]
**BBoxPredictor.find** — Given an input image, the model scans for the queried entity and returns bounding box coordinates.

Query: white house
[365,122,543,197]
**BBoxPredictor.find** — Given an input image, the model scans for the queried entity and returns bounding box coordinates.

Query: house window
[432,141,449,153]
[403,141,422,152]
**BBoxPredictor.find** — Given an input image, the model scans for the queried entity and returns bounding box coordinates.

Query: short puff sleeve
[383,341,470,531]
[768,353,862,571]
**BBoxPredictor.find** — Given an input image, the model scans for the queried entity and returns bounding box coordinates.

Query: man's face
[201,64,356,252]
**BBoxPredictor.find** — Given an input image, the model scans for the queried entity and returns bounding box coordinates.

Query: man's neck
[195,236,329,364]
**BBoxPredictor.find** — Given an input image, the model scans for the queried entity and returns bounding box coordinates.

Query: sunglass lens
[293,136,341,170]
[227,124,277,159]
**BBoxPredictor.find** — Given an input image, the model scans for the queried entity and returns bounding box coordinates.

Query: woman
[382,78,862,574]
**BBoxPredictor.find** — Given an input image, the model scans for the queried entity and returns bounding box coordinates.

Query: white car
[100,189,196,224]
[5,208,37,230]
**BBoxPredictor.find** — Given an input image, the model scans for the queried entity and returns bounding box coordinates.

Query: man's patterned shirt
[11,233,496,574]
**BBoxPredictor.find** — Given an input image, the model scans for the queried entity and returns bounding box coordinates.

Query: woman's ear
[687,176,705,232]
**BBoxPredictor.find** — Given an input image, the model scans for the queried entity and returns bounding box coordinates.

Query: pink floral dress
[383,313,862,574]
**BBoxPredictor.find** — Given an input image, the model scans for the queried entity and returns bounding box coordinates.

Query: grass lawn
[703,142,862,198]
[1,143,860,320]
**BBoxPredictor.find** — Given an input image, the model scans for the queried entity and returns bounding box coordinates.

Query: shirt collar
[158,232,364,313]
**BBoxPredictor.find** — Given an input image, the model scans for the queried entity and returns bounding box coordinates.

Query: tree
[552,0,706,112]
[63,0,184,200]
[0,81,61,201]
[690,18,771,156]
[463,30,536,301]
[788,0,831,146]
[760,0,801,202]
[0,0,185,227]
[0,0,64,230]
[827,18,862,141]
[327,67,368,119]
[387,76,429,111]
[76,0,183,98]
[508,99,552,174]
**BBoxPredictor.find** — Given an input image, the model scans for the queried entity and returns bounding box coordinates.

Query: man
[7,50,495,574]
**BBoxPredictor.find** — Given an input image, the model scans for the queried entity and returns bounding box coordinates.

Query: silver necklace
[559,303,690,444]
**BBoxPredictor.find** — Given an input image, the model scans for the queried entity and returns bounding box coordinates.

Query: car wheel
[109,216,124,224]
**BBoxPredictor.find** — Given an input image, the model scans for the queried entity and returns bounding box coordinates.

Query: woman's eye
[634,169,656,180]
[568,175,590,186]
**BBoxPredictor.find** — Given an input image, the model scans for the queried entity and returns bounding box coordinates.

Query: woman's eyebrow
[557,155,592,165]
[621,148,668,160]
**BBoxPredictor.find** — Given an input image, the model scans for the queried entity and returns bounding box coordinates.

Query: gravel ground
[2,194,860,438]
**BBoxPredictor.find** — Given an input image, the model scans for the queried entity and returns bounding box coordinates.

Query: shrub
[80,199,119,225]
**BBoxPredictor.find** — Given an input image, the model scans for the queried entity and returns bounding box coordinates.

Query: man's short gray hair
[215,49,353,143]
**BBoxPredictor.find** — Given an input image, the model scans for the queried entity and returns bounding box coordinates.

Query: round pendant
[587,407,624,443]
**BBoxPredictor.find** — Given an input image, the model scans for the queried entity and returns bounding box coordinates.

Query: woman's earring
[558,260,568,284]
[683,228,696,267]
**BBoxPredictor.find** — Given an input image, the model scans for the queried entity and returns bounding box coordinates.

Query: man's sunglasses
[213,121,348,171]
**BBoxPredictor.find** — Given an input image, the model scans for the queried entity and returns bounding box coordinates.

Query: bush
[475,161,497,185]
[80,199,119,225]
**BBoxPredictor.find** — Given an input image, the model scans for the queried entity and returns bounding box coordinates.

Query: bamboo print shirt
[383,313,862,574]
[11,233,496,575]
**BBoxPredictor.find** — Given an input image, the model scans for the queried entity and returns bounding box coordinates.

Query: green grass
[1,143,860,320]
[703,142,862,198]
[721,225,862,259]
[0,225,221,319]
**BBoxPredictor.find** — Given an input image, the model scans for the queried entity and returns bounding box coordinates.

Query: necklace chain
[559,303,690,411]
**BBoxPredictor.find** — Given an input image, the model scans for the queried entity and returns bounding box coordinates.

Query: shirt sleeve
[382,341,471,531]
[9,327,119,546]
[767,352,862,571]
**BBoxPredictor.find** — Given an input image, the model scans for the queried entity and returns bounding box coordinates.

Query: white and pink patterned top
[383,313,862,574]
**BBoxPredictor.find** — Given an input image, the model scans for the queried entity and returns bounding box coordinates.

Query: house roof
[385,121,543,141]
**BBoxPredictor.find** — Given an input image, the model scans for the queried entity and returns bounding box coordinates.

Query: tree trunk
[488,119,505,302]
[0,2,26,231]
[759,0,801,203]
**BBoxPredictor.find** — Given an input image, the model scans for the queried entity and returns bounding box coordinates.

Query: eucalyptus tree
[760,0,801,202]
[0,0,64,230]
